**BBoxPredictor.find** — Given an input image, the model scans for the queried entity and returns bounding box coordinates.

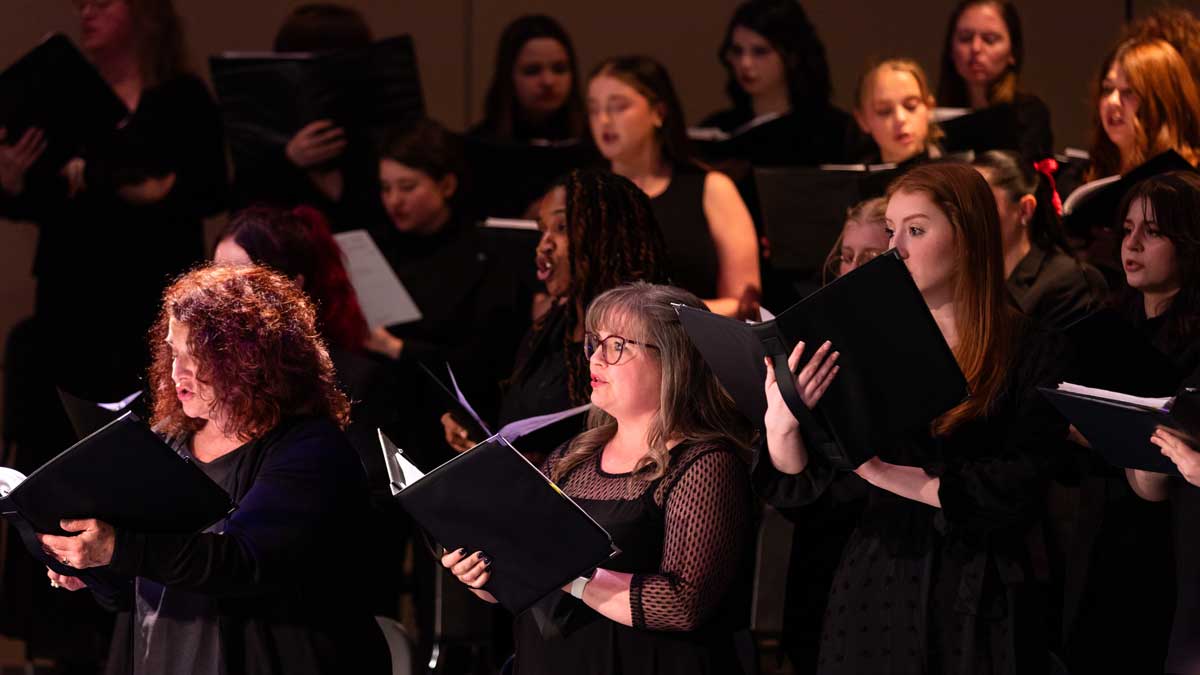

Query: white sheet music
[1056,382,1173,411]
[0,467,26,497]
[496,403,591,442]
[378,430,426,496]
[483,217,539,231]
[446,364,492,437]
[97,389,142,412]
[333,229,423,328]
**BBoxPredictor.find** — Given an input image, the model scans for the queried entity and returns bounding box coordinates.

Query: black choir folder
[379,431,617,613]
[1040,383,1200,476]
[0,33,128,177]
[677,250,968,470]
[0,412,234,583]
[209,35,425,171]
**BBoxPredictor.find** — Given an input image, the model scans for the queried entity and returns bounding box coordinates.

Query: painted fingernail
[482,556,493,567]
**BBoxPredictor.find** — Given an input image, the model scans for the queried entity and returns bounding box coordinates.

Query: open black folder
[1040,383,1200,475]
[209,35,424,173]
[0,412,234,585]
[677,250,968,470]
[0,33,128,178]
[753,164,905,274]
[379,431,617,613]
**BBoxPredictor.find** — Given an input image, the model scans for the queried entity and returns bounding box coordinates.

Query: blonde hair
[550,283,754,483]
[822,197,888,283]
[855,58,946,149]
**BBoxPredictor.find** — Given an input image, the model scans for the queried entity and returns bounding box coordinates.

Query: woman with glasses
[821,197,890,283]
[443,282,757,675]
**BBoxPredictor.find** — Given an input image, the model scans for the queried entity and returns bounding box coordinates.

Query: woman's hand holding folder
[440,413,479,453]
[1152,428,1200,487]
[37,518,115,570]
[762,340,839,474]
[442,548,497,603]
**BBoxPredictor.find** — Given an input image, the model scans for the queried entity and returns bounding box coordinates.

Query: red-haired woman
[756,163,1069,673]
[214,205,369,352]
[37,264,389,675]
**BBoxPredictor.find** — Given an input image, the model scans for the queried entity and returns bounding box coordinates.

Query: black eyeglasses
[584,332,659,365]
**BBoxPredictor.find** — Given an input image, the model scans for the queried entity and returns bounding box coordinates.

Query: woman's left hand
[37,519,115,569]
[1152,427,1200,488]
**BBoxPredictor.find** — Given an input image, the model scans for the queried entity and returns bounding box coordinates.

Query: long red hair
[1087,39,1200,179]
[888,163,1019,434]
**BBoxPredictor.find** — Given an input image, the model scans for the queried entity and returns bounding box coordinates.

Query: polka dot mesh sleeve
[542,442,752,631]
[628,448,751,631]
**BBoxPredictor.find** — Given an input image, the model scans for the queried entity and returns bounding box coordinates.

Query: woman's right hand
[441,548,497,603]
[0,127,47,196]
[440,413,477,453]
[285,120,347,168]
[762,340,839,474]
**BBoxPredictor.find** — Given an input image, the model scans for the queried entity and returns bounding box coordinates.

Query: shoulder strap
[754,327,855,471]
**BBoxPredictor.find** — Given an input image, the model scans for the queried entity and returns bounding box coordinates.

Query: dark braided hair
[513,168,671,404]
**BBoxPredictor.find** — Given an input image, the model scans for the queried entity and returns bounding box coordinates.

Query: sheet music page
[1057,382,1173,410]
[98,389,142,412]
[447,364,492,437]
[496,403,591,441]
[333,229,423,328]
[0,467,26,497]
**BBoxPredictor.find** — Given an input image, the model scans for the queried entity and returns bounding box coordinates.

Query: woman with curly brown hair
[37,264,389,675]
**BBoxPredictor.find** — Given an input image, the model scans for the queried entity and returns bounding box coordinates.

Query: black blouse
[514,440,753,675]
[0,73,227,398]
[1006,244,1107,330]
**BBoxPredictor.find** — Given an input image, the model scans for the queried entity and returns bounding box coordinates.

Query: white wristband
[569,575,590,600]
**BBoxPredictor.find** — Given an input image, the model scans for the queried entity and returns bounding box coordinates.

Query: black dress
[377,213,533,436]
[649,168,720,300]
[513,440,754,675]
[1005,244,1107,330]
[1168,470,1200,674]
[755,322,1069,675]
[1062,308,1200,675]
[0,73,227,399]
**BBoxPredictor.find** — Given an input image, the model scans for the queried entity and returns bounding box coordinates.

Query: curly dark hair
[148,264,351,441]
[1116,171,1200,352]
[717,0,834,113]
[513,168,671,404]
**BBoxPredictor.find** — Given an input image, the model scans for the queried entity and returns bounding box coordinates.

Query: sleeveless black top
[649,170,720,299]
